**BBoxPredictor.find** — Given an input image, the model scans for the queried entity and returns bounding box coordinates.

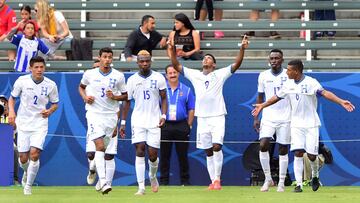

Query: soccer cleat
[101,184,112,195]
[277,184,285,192]
[21,172,27,187]
[293,185,303,193]
[95,180,101,192]
[311,177,320,192]
[207,183,215,190]
[150,177,159,193]
[87,170,96,185]
[213,180,222,190]
[260,179,274,192]
[23,185,32,195]
[134,188,145,196]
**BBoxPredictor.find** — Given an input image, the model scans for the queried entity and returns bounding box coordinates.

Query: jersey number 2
[33,95,38,105]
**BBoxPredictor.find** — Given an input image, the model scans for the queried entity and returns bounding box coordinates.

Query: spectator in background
[17,5,39,37]
[123,15,166,62]
[35,0,73,59]
[0,0,17,61]
[160,64,195,186]
[195,0,213,21]
[7,21,50,72]
[244,0,281,39]
[167,13,203,61]
[0,95,20,186]
[313,0,336,38]
[197,0,224,39]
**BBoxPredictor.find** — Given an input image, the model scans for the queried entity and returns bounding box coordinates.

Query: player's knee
[259,139,270,152]
[307,153,317,162]
[148,155,157,162]
[294,150,304,157]
[87,152,95,160]
[19,154,29,164]
[104,154,114,160]
[278,145,288,155]
[213,144,222,152]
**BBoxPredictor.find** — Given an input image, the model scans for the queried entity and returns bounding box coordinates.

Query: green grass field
[0,186,359,203]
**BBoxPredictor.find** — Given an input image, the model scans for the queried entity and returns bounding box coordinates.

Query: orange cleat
[213,180,222,190]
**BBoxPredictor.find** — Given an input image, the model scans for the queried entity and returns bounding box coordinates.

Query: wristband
[121,120,126,125]
[161,114,166,119]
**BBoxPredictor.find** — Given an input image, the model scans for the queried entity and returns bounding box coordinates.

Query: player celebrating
[8,56,59,195]
[121,50,167,195]
[253,49,290,192]
[167,36,248,190]
[79,47,127,194]
[252,59,355,192]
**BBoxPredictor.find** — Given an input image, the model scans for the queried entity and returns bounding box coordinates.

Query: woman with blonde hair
[35,0,72,59]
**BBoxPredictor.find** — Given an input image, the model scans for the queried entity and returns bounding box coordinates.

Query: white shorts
[259,121,291,145]
[86,112,118,141]
[290,127,319,155]
[86,135,118,155]
[131,126,161,149]
[196,116,225,149]
[17,129,48,152]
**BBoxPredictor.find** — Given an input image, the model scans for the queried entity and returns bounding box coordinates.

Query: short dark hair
[270,49,283,57]
[288,59,304,73]
[204,53,216,64]
[165,64,178,74]
[99,47,113,56]
[141,15,154,25]
[30,56,45,67]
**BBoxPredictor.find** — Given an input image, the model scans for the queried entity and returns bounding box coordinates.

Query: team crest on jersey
[179,91,183,97]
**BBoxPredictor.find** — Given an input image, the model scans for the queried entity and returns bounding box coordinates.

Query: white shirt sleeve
[11,78,22,98]
[127,78,134,100]
[80,71,90,86]
[215,65,232,82]
[276,82,288,99]
[257,72,264,93]
[54,11,66,23]
[49,83,59,103]
[118,73,127,93]
[183,66,201,83]
[312,78,324,95]
[158,74,167,91]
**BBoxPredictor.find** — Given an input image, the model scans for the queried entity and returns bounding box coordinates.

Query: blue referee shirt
[165,81,195,121]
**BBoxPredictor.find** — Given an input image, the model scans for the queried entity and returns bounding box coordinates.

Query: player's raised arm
[320,90,355,112]
[167,38,183,73]
[252,95,281,117]
[231,35,249,73]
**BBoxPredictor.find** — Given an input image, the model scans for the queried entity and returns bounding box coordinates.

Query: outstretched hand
[341,100,355,112]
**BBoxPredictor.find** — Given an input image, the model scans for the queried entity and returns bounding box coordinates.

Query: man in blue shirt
[160,64,195,186]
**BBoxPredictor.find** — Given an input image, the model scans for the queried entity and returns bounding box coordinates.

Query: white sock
[19,158,29,172]
[89,158,96,171]
[94,151,106,187]
[206,156,215,182]
[26,160,40,186]
[310,157,319,178]
[259,151,272,181]
[294,156,304,187]
[105,159,115,186]
[213,150,223,181]
[136,156,145,190]
[278,154,289,185]
[148,158,159,180]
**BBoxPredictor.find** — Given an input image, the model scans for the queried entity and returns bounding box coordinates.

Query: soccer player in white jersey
[253,49,290,192]
[252,59,355,193]
[121,50,167,195]
[167,36,249,190]
[8,56,59,195]
[79,47,128,194]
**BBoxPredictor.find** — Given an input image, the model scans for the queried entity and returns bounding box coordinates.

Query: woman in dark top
[167,13,203,60]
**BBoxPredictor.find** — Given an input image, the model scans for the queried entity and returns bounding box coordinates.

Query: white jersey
[127,70,166,128]
[10,34,49,72]
[276,75,324,128]
[80,68,127,114]
[257,68,291,123]
[183,65,232,117]
[10,74,59,131]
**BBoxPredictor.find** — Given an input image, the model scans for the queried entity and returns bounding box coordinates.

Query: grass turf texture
[0,186,359,203]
